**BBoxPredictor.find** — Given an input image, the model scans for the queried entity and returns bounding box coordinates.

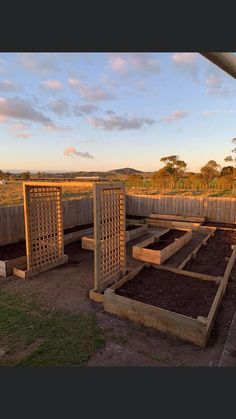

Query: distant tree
[127,174,143,183]
[152,155,187,187]
[37,171,42,179]
[220,166,233,177]
[200,160,220,184]
[21,171,31,181]
[0,170,5,180]
[224,137,236,165]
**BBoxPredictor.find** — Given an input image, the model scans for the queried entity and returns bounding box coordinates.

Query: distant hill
[105,167,142,175]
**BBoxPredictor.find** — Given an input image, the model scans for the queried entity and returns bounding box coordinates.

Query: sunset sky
[0,52,235,172]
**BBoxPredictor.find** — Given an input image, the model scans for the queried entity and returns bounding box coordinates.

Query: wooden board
[149,213,205,223]
[64,226,94,245]
[83,223,148,251]
[103,264,221,347]
[144,218,201,229]
[0,255,27,278]
[132,228,192,265]
[13,254,68,279]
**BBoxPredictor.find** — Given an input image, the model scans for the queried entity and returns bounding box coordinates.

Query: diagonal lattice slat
[94,183,126,292]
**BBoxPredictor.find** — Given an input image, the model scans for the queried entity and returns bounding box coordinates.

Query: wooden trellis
[14,183,68,278]
[93,182,126,293]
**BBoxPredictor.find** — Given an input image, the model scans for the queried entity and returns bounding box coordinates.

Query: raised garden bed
[132,228,192,265]
[82,223,148,250]
[0,241,26,277]
[201,221,236,230]
[13,254,68,279]
[103,264,228,347]
[184,230,236,277]
[64,223,94,245]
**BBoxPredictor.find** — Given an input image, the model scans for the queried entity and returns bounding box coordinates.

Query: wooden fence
[0,198,93,246]
[126,195,236,223]
[1,195,236,246]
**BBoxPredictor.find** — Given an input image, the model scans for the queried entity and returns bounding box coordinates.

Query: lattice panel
[24,185,64,272]
[94,182,126,292]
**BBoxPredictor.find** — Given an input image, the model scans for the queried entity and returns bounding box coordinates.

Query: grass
[1,181,236,207]
[0,182,93,206]
[0,290,104,366]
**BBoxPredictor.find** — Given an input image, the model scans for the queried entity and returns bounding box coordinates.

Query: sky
[0,52,236,173]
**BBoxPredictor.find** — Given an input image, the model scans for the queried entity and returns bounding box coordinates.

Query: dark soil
[126,224,141,231]
[127,215,145,220]
[145,229,186,250]
[116,266,218,318]
[0,241,26,260]
[185,230,236,276]
[202,222,236,229]
[64,223,93,235]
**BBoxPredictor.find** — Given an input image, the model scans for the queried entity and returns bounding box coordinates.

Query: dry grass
[0,181,235,207]
[0,182,93,207]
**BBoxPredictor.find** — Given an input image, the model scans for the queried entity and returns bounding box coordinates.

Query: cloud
[205,73,230,97]
[19,53,59,74]
[10,122,32,139]
[87,112,155,131]
[100,74,118,87]
[108,53,160,76]
[0,58,6,73]
[0,97,52,125]
[202,109,236,117]
[172,53,198,78]
[0,80,21,92]
[68,78,113,101]
[63,147,94,159]
[49,99,69,116]
[74,103,99,116]
[160,110,189,124]
[40,79,63,90]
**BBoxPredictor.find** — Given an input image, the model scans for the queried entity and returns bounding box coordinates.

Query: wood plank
[104,291,207,346]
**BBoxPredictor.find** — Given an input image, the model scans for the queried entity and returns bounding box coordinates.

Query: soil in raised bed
[126,224,141,231]
[64,223,93,235]
[0,241,26,260]
[185,230,236,276]
[145,229,186,250]
[202,221,236,229]
[126,215,145,220]
[116,266,218,318]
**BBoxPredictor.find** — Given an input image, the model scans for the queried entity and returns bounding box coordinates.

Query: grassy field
[0,182,93,206]
[0,181,235,207]
[0,289,103,366]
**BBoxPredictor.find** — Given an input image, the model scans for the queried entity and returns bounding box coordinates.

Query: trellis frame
[13,180,96,279]
[92,182,126,295]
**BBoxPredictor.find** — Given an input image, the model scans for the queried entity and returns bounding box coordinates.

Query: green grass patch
[0,290,104,366]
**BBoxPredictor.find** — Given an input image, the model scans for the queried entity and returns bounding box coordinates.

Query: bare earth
[1,233,236,367]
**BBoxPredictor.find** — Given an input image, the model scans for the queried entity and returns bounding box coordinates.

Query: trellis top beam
[23,181,107,188]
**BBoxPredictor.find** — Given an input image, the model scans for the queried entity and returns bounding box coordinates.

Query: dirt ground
[1,231,236,366]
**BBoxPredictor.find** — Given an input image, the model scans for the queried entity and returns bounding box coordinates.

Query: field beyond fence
[1,195,236,246]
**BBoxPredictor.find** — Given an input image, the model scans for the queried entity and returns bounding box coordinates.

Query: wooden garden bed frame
[103,245,236,346]
[0,255,27,278]
[64,225,94,245]
[149,213,205,223]
[145,217,202,229]
[83,222,148,251]
[132,228,192,265]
